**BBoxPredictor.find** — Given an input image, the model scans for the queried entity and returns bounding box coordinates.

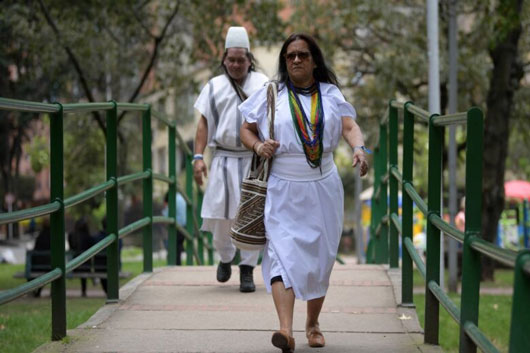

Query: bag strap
[259,82,277,181]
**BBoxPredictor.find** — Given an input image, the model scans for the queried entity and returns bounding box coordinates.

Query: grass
[414,294,512,353]
[0,253,166,353]
[412,267,513,353]
[0,297,104,353]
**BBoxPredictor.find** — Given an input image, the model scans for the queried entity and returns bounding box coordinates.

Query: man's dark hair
[219,48,257,75]
[277,33,338,87]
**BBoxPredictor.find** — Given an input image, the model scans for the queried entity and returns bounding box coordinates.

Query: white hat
[225,26,250,50]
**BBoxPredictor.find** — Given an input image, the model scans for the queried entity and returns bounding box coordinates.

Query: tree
[1,0,285,217]
[481,0,526,280]
[289,0,529,280]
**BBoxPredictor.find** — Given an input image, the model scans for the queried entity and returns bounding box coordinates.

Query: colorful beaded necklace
[287,80,324,168]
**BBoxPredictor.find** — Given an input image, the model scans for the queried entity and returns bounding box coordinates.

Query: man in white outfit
[193,26,268,292]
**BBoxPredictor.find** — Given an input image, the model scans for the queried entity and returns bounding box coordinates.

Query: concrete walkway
[35,262,442,353]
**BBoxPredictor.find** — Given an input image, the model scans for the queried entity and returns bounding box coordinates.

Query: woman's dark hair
[219,48,257,75]
[277,33,338,87]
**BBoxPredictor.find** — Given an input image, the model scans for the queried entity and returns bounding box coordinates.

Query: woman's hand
[254,139,280,159]
[352,150,368,177]
[193,159,208,186]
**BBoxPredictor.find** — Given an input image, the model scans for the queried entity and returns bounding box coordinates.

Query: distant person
[162,191,187,265]
[32,218,51,297]
[34,218,51,252]
[456,197,465,232]
[68,218,94,297]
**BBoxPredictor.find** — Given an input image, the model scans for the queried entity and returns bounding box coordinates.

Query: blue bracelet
[193,154,204,160]
[352,146,372,154]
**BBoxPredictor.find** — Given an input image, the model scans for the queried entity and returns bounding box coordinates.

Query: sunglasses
[284,51,311,62]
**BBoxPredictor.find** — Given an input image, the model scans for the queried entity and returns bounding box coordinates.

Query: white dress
[194,72,268,224]
[239,82,357,300]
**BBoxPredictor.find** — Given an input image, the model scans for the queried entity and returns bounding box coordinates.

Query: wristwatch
[352,146,372,154]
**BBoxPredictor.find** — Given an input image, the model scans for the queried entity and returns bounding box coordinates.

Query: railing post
[197,189,205,265]
[106,101,119,302]
[459,108,484,353]
[167,126,177,266]
[401,102,414,306]
[50,103,66,340]
[388,102,399,268]
[142,106,153,272]
[424,113,442,345]
[378,122,389,264]
[198,189,214,265]
[508,250,530,352]
[185,153,194,265]
[523,199,529,248]
[368,146,380,264]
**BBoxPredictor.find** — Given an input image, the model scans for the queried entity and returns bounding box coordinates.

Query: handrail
[152,216,175,224]
[428,280,460,323]
[469,237,517,268]
[428,213,465,243]
[62,102,114,113]
[151,109,175,128]
[0,268,62,305]
[390,100,405,109]
[116,102,149,111]
[431,112,468,127]
[0,201,61,226]
[390,213,402,235]
[118,217,151,239]
[65,233,117,273]
[463,322,502,353]
[380,107,390,126]
[403,182,428,215]
[371,101,529,352]
[406,104,430,123]
[64,179,115,209]
[404,237,426,279]
[0,97,59,113]
[390,166,402,184]
[0,97,213,342]
[152,173,174,185]
[117,171,151,185]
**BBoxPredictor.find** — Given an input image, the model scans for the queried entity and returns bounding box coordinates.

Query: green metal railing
[369,100,530,353]
[0,97,213,340]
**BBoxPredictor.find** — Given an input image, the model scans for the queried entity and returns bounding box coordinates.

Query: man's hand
[193,159,208,186]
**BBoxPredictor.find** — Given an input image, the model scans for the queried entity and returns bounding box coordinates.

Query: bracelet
[252,140,262,153]
[193,154,204,161]
[352,146,372,154]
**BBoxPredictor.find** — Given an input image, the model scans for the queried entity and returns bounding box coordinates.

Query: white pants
[204,218,260,266]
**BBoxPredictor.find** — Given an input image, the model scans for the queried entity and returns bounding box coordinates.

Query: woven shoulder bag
[230,82,277,250]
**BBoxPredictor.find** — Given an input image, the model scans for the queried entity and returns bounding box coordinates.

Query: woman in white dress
[240,33,369,352]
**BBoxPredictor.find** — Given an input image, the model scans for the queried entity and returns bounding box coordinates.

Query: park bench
[13,250,131,297]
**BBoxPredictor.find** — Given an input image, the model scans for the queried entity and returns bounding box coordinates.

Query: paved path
[35,263,442,353]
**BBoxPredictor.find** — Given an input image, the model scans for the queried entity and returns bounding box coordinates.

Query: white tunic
[194,72,268,226]
[239,82,356,300]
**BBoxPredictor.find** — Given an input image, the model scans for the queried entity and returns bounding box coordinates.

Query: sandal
[271,330,295,352]
[306,326,325,348]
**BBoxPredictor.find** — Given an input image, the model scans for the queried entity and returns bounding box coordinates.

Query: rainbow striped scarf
[287,80,324,168]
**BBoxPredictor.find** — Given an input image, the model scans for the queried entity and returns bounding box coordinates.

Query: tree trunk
[481,0,524,280]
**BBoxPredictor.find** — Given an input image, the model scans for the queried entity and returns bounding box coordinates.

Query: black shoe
[217,261,232,282]
[239,265,256,293]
